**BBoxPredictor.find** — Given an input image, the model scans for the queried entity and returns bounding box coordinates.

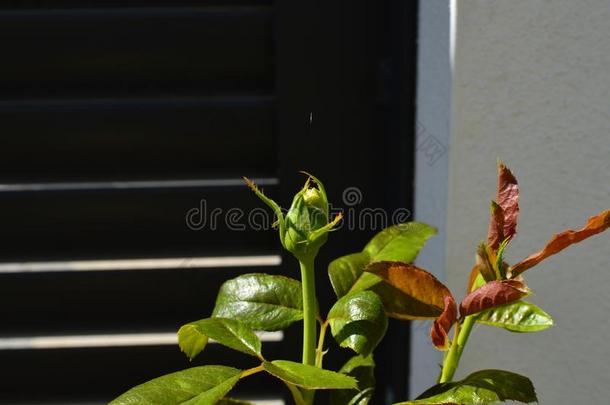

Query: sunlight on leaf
[476,300,553,333]
[365,261,451,320]
[399,369,537,404]
[213,273,303,331]
[109,366,242,405]
[510,209,610,276]
[460,279,530,318]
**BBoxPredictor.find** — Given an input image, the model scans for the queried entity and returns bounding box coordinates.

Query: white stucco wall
[445,0,610,403]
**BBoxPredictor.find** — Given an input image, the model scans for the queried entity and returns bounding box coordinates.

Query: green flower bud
[245,173,342,262]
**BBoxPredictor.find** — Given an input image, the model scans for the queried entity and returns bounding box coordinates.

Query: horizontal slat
[0,255,281,274]
[0,177,278,193]
[0,97,274,182]
[0,263,286,336]
[0,344,286,403]
[0,7,273,98]
[0,331,283,350]
[0,1,273,8]
[0,184,279,261]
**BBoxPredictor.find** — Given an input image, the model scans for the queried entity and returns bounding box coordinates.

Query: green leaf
[262,360,358,390]
[217,399,257,405]
[178,318,262,360]
[213,273,303,331]
[476,300,554,333]
[109,365,242,405]
[182,375,241,405]
[177,323,209,361]
[399,369,537,405]
[330,355,375,405]
[328,291,388,356]
[328,222,437,298]
[364,222,437,263]
[328,253,371,298]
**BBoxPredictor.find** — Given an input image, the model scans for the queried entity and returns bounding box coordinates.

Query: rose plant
[110,163,609,405]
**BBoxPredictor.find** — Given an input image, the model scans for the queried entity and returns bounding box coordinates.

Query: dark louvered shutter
[0,2,417,404]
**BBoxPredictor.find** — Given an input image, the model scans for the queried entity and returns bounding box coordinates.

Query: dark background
[0,1,418,403]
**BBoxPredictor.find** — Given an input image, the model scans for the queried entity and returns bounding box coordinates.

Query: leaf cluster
[111,165,609,405]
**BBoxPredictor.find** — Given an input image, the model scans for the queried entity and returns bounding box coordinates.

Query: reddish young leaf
[510,209,610,277]
[476,243,498,282]
[496,161,519,243]
[430,295,457,351]
[365,261,452,319]
[460,279,530,318]
[487,201,505,250]
[466,263,482,294]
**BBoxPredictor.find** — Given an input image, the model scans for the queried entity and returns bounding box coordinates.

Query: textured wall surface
[447,0,610,403]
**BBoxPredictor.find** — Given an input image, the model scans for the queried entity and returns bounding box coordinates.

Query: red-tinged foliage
[365,261,452,319]
[430,295,457,351]
[466,262,482,294]
[496,161,519,243]
[476,243,498,282]
[510,209,610,276]
[459,279,530,318]
[487,201,505,250]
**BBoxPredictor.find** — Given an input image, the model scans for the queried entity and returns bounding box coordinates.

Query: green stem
[299,257,318,405]
[299,257,317,366]
[315,320,329,368]
[284,382,306,405]
[438,315,476,383]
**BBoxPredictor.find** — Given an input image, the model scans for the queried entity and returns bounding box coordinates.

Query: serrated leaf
[109,365,241,405]
[365,261,451,320]
[262,360,358,390]
[178,318,262,360]
[213,273,303,331]
[328,291,388,356]
[430,296,457,351]
[496,161,519,243]
[399,369,537,404]
[178,323,209,361]
[510,209,610,276]
[330,355,375,405]
[476,300,553,333]
[460,280,531,318]
[328,223,437,298]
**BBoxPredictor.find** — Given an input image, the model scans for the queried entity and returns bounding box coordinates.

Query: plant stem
[299,257,318,405]
[438,315,476,383]
[315,320,329,368]
[284,382,307,405]
[240,364,265,379]
[299,257,318,367]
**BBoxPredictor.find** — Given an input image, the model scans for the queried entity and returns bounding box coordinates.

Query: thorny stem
[438,315,476,383]
[315,320,329,368]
